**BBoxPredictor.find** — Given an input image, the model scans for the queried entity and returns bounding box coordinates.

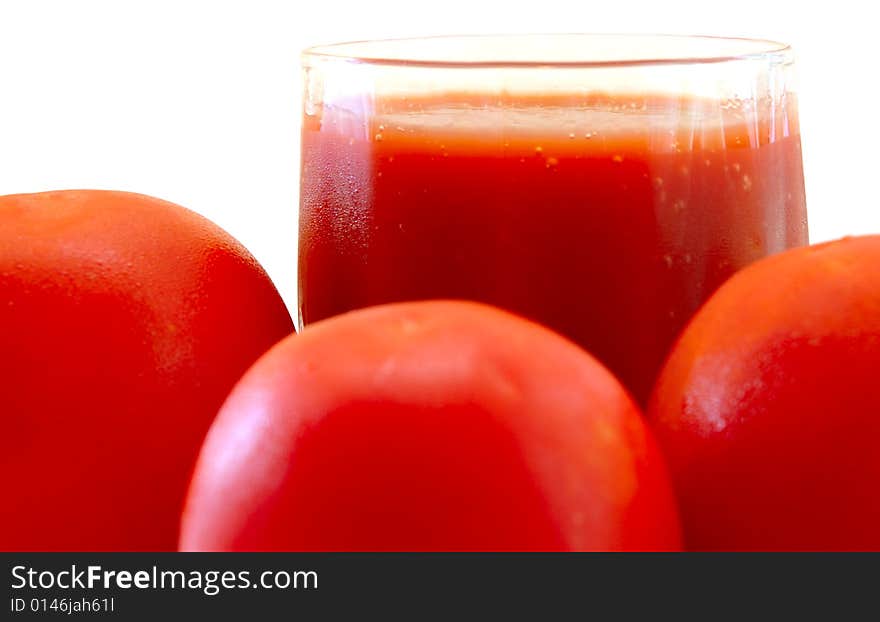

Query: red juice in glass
[299,36,808,403]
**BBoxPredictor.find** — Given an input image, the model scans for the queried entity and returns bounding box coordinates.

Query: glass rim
[301,33,793,69]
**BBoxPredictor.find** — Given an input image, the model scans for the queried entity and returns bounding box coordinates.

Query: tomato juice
[300,93,807,403]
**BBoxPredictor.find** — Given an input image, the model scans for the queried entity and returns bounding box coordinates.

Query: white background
[1,0,876,310]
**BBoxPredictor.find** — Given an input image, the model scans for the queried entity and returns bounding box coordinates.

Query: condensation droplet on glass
[663,254,674,268]
[704,159,712,167]
[378,124,385,131]
[680,165,689,176]
[653,177,664,189]
[568,132,576,139]
[546,157,559,168]
[535,146,543,154]
[684,253,693,264]
[673,199,686,212]
[374,133,383,142]
[584,132,593,139]
[732,162,741,173]
[742,175,752,191]
[612,154,624,163]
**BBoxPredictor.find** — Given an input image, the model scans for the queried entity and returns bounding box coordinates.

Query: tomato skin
[180,301,681,552]
[648,236,880,551]
[0,190,294,551]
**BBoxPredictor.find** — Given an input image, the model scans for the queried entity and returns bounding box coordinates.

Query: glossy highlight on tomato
[0,190,294,551]
[181,301,681,552]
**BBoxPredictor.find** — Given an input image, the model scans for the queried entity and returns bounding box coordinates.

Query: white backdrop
[1,0,876,310]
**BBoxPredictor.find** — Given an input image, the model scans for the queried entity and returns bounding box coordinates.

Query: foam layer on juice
[314,94,798,155]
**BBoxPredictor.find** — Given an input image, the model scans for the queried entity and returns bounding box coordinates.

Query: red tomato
[0,190,293,551]
[180,301,681,552]
[648,236,880,551]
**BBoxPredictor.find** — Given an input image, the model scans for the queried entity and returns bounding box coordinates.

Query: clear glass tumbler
[299,34,808,403]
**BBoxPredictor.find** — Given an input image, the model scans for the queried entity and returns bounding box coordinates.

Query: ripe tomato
[180,301,681,551]
[648,236,880,551]
[0,190,293,551]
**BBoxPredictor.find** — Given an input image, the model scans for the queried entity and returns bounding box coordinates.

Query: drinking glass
[299,34,808,403]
